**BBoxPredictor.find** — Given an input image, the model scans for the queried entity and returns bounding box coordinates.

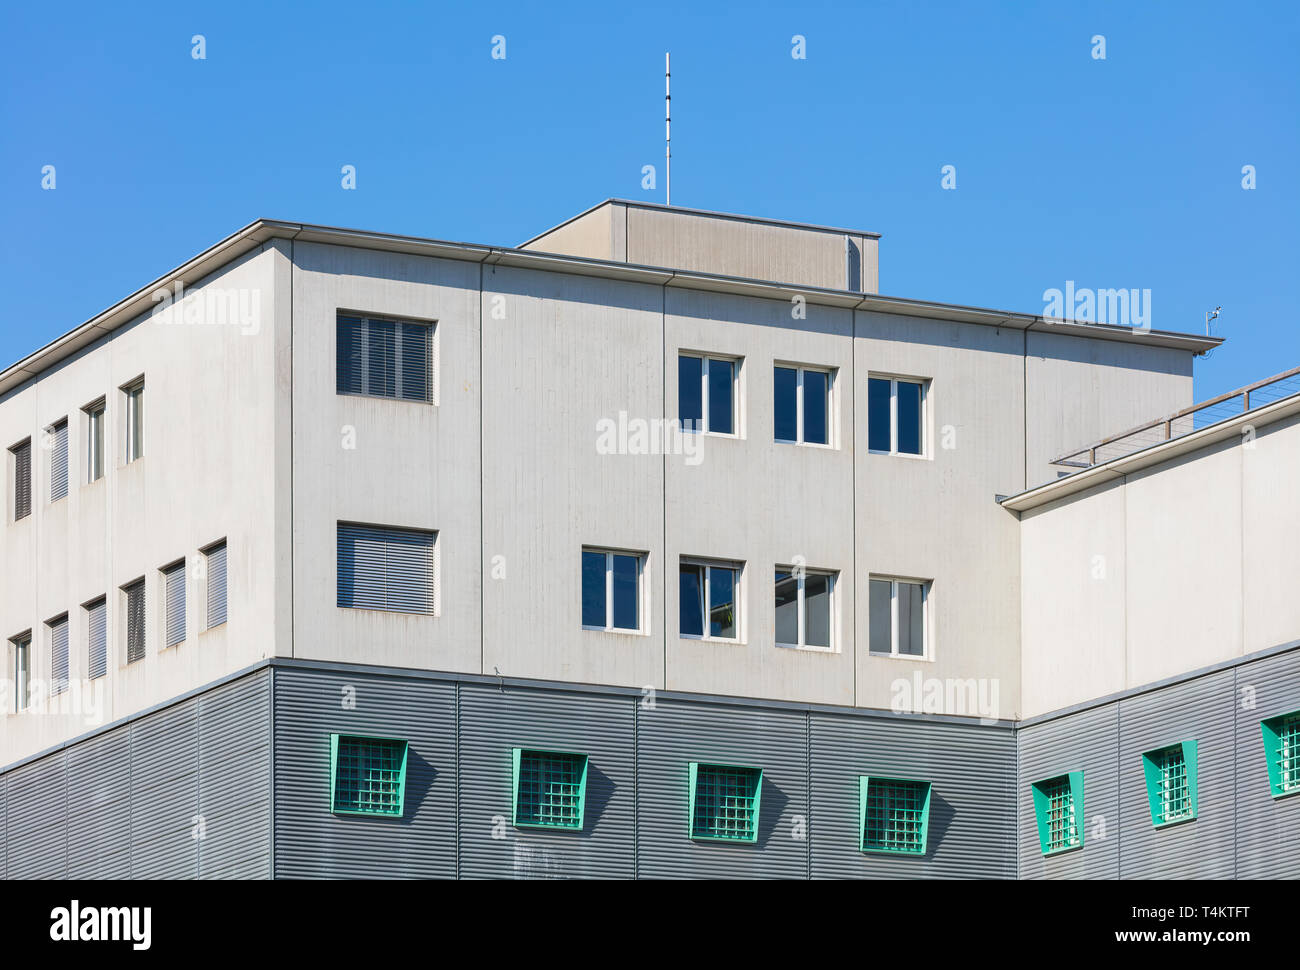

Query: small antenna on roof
[665,52,671,206]
[1204,306,1222,359]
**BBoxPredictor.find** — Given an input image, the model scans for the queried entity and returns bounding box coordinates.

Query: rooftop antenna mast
[665,51,671,206]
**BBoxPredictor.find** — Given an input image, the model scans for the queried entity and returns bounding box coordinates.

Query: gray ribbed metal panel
[66,728,132,879]
[198,670,272,878]
[811,712,1016,878]
[1234,650,1300,878]
[1018,703,1119,879]
[635,698,808,879]
[129,700,199,878]
[272,665,456,878]
[457,684,635,879]
[1116,670,1235,878]
[5,753,67,879]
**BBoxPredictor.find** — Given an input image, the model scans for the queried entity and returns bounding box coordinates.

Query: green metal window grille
[858,776,932,855]
[329,734,409,817]
[1141,741,1198,827]
[511,748,589,830]
[1031,771,1084,856]
[689,762,762,843]
[1261,711,1300,798]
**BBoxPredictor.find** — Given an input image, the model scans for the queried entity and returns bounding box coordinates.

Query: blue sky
[2,0,1296,399]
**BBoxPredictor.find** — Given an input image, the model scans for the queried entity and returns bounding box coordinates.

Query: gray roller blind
[337,315,432,402]
[164,561,186,647]
[125,580,145,664]
[13,439,31,520]
[205,541,227,628]
[337,523,436,614]
[49,420,68,502]
[49,616,69,695]
[87,598,107,680]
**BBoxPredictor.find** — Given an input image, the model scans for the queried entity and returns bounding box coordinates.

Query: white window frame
[84,397,106,483]
[774,566,837,651]
[581,548,646,634]
[868,374,929,459]
[679,353,740,437]
[869,576,931,659]
[774,364,835,448]
[11,632,31,713]
[679,557,743,642]
[122,377,144,464]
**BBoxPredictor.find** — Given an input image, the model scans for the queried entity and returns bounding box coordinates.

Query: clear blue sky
[2,0,1296,400]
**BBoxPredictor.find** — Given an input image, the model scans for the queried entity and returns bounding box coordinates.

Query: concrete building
[0,201,1295,879]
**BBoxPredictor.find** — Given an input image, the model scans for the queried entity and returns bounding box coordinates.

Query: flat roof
[0,218,1223,398]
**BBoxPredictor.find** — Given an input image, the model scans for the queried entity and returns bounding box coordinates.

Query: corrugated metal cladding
[457,684,635,879]
[1017,704,1121,880]
[272,665,457,878]
[636,699,810,879]
[1235,650,1300,878]
[811,714,1016,878]
[1018,649,1300,879]
[0,669,271,879]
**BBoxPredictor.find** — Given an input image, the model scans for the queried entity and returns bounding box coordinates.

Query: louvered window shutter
[13,439,31,520]
[49,420,69,502]
[87,599,107,680]
[50,616,69,694]
[337,523,435,614]
[206,542,228,628]
[164,562,186,646]
[126,580,145,663]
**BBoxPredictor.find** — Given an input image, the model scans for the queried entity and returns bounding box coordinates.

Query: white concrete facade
[0,206,1231,766]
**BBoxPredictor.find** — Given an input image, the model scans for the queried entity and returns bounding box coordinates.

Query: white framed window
[161,559,186,648]
[10,632,31,712]
[46,418,69,503]
[678,353,739,435]
[774,364,833,446]
[774,566,836,650]
[84,398,105,483]
[679,558,741,641]
[869,577,930,658]
[122,378,144,464]
[581,548,645,633]
[867,375,927,457]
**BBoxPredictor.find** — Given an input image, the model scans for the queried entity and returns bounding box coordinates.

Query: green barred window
[1031,771,1084,856]
[1261,711,1300,798]
[859,776,932,855]
[512,748,589,830]
[1142,741,1198,827]
[689,762,762,843]
[329,734,409,817]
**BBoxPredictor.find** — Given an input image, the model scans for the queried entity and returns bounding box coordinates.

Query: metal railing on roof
[1051,366,1300,469]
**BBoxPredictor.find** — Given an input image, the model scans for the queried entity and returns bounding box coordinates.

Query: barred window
[1261,712,1300,798]
[1031,772,1083,855]
[859,776,932,855]
[1142,742,1197,826]
[511,748,589,830]
[689,762,762,843]
[329,734,409,817]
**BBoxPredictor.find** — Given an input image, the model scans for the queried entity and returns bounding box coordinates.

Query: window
[337,523,437,614]
[123,579,145,664]
[1031,771,1084,856]
[329,734,409,817]
[773,365,831,445]
[1142,741,1198,827]
[123,379,144,463]
[869,577,928,658]
[11,439,31,520]
[678,354,737,435]
[868,376,926,456]
[204,540,228,628]
[85,597,107,681]
[84,399,105,483]
[689,762,762,843]
[679,559,739,640]
[162,560,186,647]
[47,419,68,502]
[511,748,589,831]
[581,548,643,632]
[859,777,932,855]
[11,633,30,712]
[336,314,433,402]
[774,567,834,649]
[1260,711,1300,798]
[47,614,69,696]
